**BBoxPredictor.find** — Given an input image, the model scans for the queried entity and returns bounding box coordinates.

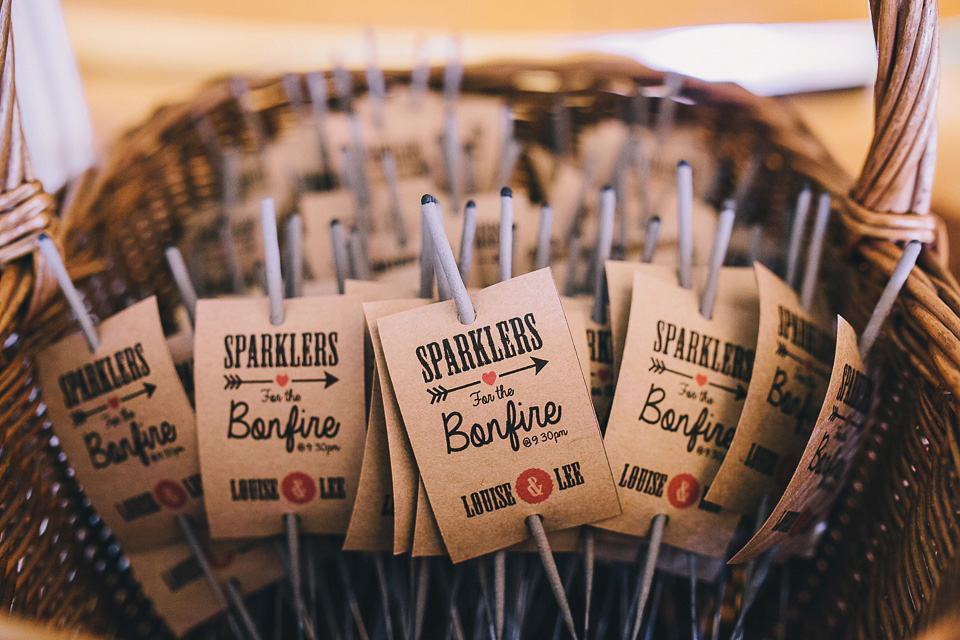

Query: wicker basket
[1,0,956,637]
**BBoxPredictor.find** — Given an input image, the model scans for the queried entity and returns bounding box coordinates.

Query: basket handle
[843,0,940,243]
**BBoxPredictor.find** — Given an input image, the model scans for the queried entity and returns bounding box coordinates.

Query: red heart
[597,368,611,382]
[695,373,707,386]
[108,397,120,410]
[482,371,497,386]
[276,374,289,386]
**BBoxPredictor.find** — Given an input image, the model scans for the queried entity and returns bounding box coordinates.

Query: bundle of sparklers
[37,38,918,640]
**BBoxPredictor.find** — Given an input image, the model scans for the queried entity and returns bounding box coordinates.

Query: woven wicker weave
[4,0,957,637]
[0,0,165,634]
[802,1,960,637]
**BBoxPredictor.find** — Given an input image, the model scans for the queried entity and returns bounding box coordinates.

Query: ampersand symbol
[516,468,552,504]
[527,476,543,496]
[282,472,316,505]
[667,473,699,509]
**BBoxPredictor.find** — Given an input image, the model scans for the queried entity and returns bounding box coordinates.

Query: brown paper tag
[345,278,419,412]
[563,296,615,429]
[560,297,592,388]
[378,269,621,562]
[436,189,536,289]
[412,480,448,557]
[228,196,269,290]
[194,296,366,538]
[597,270,758,557]
[730,317,870,563]
[605,261,675,377]
[128,534,283,636]
[36,297,204,552]
[706,264,835,514]
[365,298,432,554]
[343,373,394,551]
[345,279,419,302]
[301,188,360,282]
[320,102,435,183]
[326,93,505,194]
[167,311,196,405]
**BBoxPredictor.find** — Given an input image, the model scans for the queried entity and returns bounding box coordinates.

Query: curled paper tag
[597,269,759,557]
[128,535,283,636]
[730,317,872,563]
[378,269,620,562]
[194,296,366,538]
[36,297,203,552]
[707,264,835,514]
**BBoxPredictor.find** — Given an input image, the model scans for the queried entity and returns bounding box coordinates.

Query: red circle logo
[515,468,553,504]
[281,472,316,505]
[776,454,799,490]
[666,473,700,509]
[154,480,188,510]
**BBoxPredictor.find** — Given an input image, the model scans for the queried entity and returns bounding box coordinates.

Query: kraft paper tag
[605,261,675,377]
[455,96,512,191]
[578,120,629,189]
[167,310,196,404]
[706,264,835,514]
[227,196,269,291]
[564,296,615,429]
[435,189,536,289]
[326,93,505,194]
[413,453,582,557]
[597,270,759,558]
[546,160,586,242]
[301,188,359,282]
[36,297,204,552]
[345,279,419,302]
[378,269,621,562]
[343,373,394,551]
[730,317,871,563]
[194,295,366,538]
[324,93,439,182]
[128,535,283,636]
[413,480,447,557]
[560,297,592,388]
[365,298,431,554]
[345,278,419,411]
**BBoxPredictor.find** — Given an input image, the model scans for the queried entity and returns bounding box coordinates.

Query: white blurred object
[13,0,96,192]
[568,21,877,96]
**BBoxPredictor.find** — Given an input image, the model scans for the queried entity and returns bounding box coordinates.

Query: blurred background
[17,0,960,269]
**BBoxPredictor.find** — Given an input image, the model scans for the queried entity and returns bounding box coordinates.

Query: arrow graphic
[707,381,748,401]
[292,372,339,389]
[122,382,157,402]
[427,379,481,404]
[69,382,157,426]
[223,375,272,390]
[425,358,550,404]
[648,358,692,379]
[500,357,549,378]
[775,341,830,379]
